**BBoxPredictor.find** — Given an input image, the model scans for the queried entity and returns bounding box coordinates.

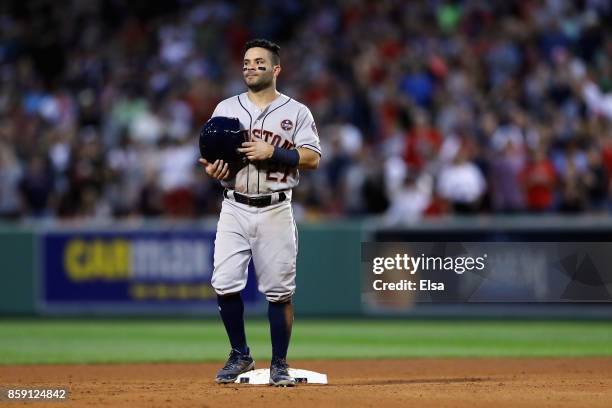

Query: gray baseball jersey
[210,92,321,302]
[211,92,321,195]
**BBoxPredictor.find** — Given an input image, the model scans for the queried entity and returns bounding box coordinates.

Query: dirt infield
[1,358,611,407]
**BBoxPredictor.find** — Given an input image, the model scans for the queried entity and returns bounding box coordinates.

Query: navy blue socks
[217,293,249,355]
[218,294,293,359]
[268,300,293,360]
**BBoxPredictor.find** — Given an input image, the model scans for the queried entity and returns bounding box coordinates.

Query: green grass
[1,319,611,365]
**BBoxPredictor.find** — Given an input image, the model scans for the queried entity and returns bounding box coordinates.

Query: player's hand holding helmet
[199,158,231,180]
[198,116,248,179]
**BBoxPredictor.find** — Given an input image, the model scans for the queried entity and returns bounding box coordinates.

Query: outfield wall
[1,217,611,318]
[0,220,365,316]
[0,227,37,314]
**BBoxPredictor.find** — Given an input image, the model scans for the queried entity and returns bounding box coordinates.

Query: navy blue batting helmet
[199,116,247,171]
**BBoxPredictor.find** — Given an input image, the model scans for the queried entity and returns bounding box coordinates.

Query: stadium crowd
[0,0,611,221]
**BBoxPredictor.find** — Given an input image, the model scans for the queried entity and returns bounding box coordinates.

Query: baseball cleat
[269,356,296,387]
[215,349,255,383]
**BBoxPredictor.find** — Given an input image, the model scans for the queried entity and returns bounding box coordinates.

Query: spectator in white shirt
[437,147,486,214]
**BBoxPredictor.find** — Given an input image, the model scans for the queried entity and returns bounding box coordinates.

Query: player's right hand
[199,158,230,180]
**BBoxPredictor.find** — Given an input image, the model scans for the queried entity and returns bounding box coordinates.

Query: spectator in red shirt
[403,109,442,171]
[520,147,557,212]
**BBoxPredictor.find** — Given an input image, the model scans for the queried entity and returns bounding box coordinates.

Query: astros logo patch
[281,119,293,131]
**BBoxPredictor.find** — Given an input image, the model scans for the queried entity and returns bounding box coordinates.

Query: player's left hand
[238,140,274,162]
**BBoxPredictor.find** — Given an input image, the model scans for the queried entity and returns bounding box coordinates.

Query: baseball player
[199,39,321,386]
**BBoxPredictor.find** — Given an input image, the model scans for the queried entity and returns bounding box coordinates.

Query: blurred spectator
[488,108,531,212]
[489,140,525,213]
[437,146,486,214]
[0,142,22,218]
[403,109,442,172]
[400,63,434,108]
[385,172,432,224]
[18,155,53,217]
[360,149,389,214]
[583,145,609,211]
[554,140,589,212]
[138,171,164,217]
[158,139,198,217]
[559,158,588,213]
[520,147,558,213]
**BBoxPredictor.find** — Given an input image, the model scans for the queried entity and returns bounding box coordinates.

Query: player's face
[243,47,280,92]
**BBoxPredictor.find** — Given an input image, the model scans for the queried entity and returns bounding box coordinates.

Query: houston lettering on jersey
[245,129,296,183]
[248,129,295,149]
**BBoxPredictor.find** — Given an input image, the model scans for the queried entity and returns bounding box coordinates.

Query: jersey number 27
[266,164,291,183]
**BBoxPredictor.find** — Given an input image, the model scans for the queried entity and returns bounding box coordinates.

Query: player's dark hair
[244,39,280,65]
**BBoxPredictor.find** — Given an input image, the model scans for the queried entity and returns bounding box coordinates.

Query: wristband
[270,147,300,167]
